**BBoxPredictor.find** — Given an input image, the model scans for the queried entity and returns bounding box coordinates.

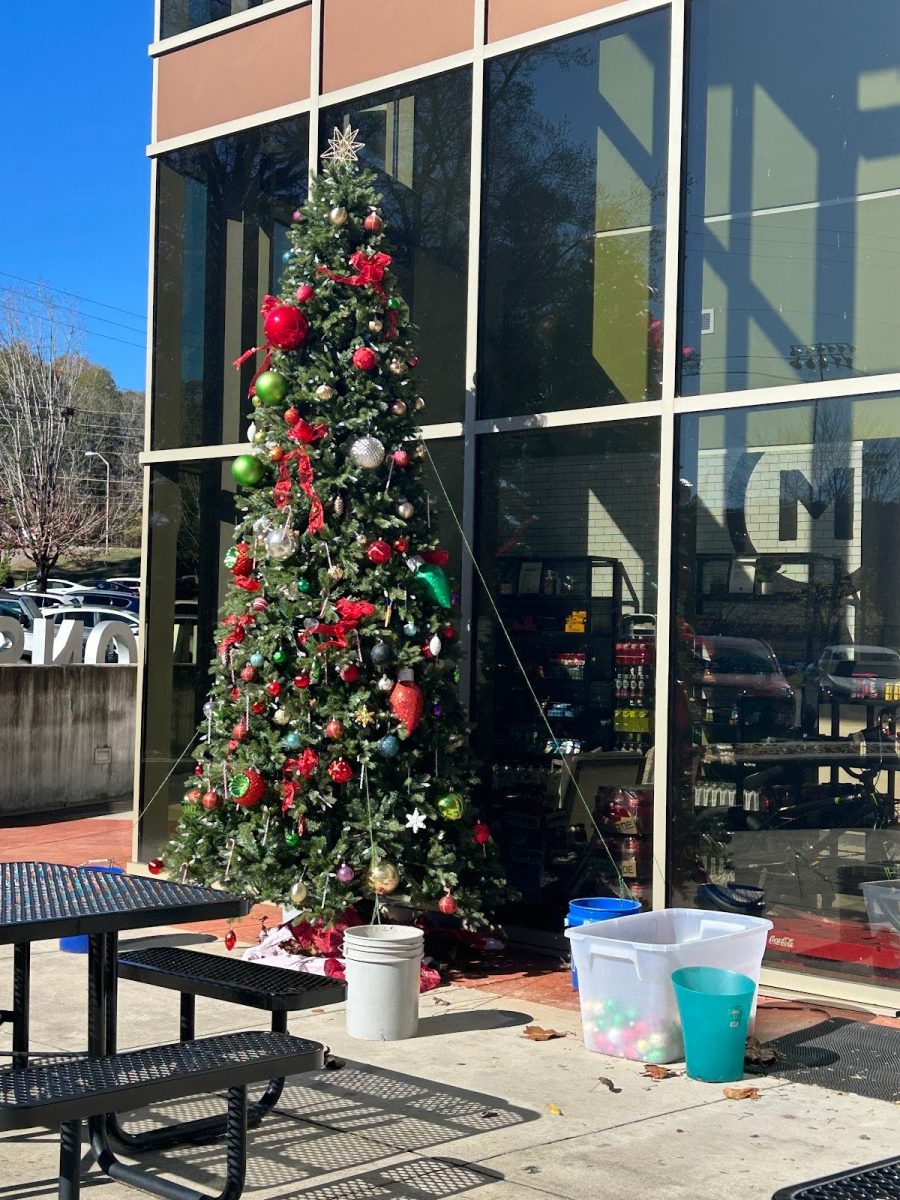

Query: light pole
[85,451,110,556]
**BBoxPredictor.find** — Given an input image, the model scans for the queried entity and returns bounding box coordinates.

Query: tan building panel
[487,0,622,44]
[321,0,475,94]
[156,7,312,142]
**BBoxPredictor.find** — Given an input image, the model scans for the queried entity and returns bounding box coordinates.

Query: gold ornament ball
[253,430,267,444]
[414,396,426,411]
[328,564,345,581]
[397,500,414,520]
[414,443,427,460]
[437,793,466,820]
[388,357,406,376]
[315,383,335,402]
[391,400,408,417]
[368,319,383,334]
[273,708,290,725]
[289,880,308,906]
[367,861,401,895]
[329,206,348,226]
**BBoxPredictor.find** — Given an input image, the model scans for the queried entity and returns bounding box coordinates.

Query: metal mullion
[651,0,687,911]
[307,0,322,184]
[474,401,662,436]
[150,0,308,55]
[675,370,900,415]
[132,464,153,863]
[458,0,486,710]
[483,0,670,60]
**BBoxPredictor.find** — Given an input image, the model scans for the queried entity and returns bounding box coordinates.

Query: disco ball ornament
[367,861,400,895]
[254,371,288,407]
[273,709,289,725]
[289,879,308,906]
[378,734,400,757]
[336,862,355,883]
[350,436,385,469]
[266,526,298,560]
[397,500,414,520]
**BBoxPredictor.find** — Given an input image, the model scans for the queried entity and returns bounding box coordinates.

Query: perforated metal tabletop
[0,861,249,944]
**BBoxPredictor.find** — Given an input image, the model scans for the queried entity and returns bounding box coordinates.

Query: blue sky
[0,3,154,390]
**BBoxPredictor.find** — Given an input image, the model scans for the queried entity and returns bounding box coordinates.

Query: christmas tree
[164,129,506,930]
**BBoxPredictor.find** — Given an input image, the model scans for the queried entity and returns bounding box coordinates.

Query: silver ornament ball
[350,435,386,469]
[391,400,408,416]
[273,708,290,725]
[266,526,298,560]
[329,206,348,226]
[368,319,383,333]
[289,879,308,906]
[315,383,335,402]
[414,396,426,411]
[397,500,414,520]
[388,357,406,376]
[377,674,394,692]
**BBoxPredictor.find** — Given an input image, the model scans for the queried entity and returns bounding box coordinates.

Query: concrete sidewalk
[2,928,898,1200]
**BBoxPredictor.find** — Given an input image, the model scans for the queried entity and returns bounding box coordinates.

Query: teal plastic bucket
[671,965,756,1082]
[566,897,641,988]
[59,863,124,953]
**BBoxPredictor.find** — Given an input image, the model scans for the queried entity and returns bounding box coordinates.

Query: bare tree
[0,291,141,590]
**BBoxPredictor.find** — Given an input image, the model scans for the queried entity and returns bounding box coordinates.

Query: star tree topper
[322,126,364,166]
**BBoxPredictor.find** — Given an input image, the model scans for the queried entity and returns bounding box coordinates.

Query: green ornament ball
[297,578,311,594]
[273,650,287,665]
[284,831,300,849]
[387,296,403,311]
[231,454,265,487]
[254,371,288,406]
[437,793,465,820]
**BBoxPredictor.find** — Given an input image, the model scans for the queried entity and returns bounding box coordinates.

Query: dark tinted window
[161,0,267,38]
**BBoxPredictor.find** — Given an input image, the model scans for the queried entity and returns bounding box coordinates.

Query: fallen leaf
[432,997,450,1007]
[744,1036,777,1065]
[597,1077,622,1094]
[310,1007,325,1015]
[547,1103,563,1116]
[481,1111,499,1119]
[642,1064,677,1080]
[523,1025,568,1042]
[723,1086,760,1101]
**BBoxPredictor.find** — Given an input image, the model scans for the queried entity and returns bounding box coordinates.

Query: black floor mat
[756,1017,900,1103]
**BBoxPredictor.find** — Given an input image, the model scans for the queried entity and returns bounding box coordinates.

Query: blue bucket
[59,863,124,953]
[566,896,641,988]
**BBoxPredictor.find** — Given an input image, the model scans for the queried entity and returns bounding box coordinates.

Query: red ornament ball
[201,790,222,810]
[364,211,384,233]
[325,719,344,739]
[367,539,392,564]
[391,449,410,468]
[443,626,455,639]
[294,673,311,689]
[229,542,253,576]
[340,664,360,683]
[266,680,282,698]
[438,894,458,915]
[251,700,266,715]
[284,406,299,425]
[231,768,265,807]
[148,858,164,876]
[193,763,203,777]
[224,929,237,951]
[251,596,268,613]
[421,643,436,660]
[230,687,241,701]
[295,283,315,303]
[263,302,309,351]
[186,788,201,804]
[408,355,419,369]
[393,537,409,553]
[473,821,491,845]
[328,758,353,784]
[227,739,239,753]
[232,721,248,742]
[240,664,257,683]
[352,346,378,372]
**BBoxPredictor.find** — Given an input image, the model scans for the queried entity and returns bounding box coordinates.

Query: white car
[46,607,140,663]
[17,578,82,594]
[12,590,70,610]
[107,577,141,593]
[0,590,41,658]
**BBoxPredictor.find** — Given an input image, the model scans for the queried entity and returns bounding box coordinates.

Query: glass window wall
[479,11,670,418]
[161,0,268,39]
[681,0,900,396]
[320,69,472,425]
[672,395,900,990]
[476,420,661,928]
[153,118,308,450]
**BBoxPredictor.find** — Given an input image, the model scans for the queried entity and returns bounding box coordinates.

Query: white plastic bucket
[566,908,772,1063]
[343,924,424,1041]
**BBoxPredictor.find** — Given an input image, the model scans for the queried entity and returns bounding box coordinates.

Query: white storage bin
[566,908,772,1063]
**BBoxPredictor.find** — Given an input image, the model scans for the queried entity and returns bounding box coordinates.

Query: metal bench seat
[0,1030,324,1200]
[773,1155,900,1199]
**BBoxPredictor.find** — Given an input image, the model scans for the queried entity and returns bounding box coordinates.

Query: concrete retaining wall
[0,666,136,817]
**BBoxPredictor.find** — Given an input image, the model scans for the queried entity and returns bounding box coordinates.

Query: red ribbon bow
[217,612,256,659]
[299,598,376,652]
[288,417,329,445]
[232,297,283,395]
[317,251,392,304]
[284,749,320,779]
[273,450,324,534]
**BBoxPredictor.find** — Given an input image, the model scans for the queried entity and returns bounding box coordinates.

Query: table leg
[12,942,30,1070]
[87,932,117,1058]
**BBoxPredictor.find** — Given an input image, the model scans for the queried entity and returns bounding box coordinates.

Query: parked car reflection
[808,644,900,703]
[694,635,795,740]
